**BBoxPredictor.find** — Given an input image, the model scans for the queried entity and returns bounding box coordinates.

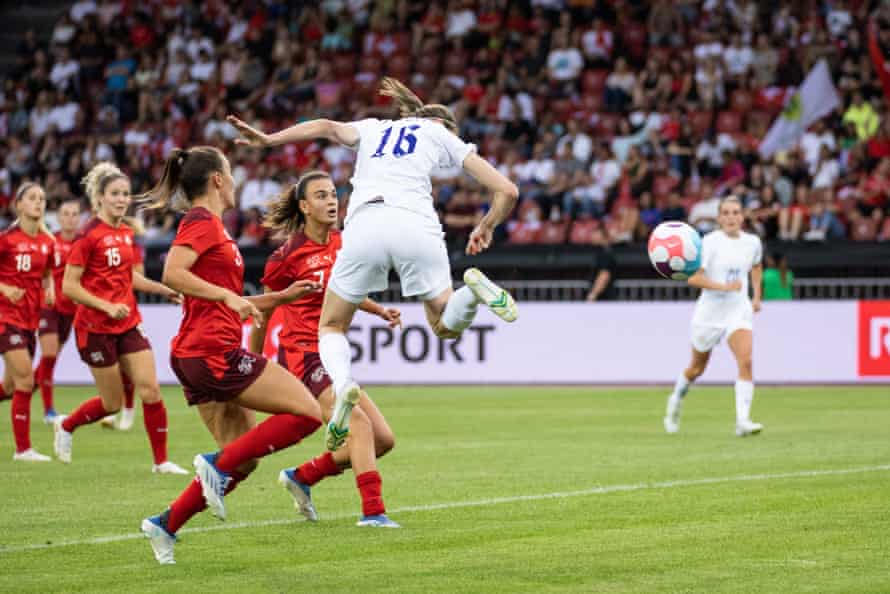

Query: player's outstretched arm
[227,116,360,149]
[461,153,519,255]
[133,265,182,304]
[687,269,741,292]
[246,279,322,311]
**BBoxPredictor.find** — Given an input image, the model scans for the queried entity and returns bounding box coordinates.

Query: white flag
[758,60,841,158]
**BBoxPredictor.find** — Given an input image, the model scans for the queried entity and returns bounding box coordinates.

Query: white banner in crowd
[34,301,890,385]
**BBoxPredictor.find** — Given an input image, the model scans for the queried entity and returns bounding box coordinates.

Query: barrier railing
[136,278,890,303]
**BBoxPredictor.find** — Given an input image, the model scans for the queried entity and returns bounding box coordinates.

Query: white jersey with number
[345,117,475,225]
[692,230,762,327]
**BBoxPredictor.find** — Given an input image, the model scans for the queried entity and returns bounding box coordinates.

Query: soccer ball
[647,222,702,280]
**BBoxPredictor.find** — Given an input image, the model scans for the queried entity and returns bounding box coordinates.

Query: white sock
[319,333,354,396]
[672,374,691,400]
[441,286,481,335]
[735,379,754,422]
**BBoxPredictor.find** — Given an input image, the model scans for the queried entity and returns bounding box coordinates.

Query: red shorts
[171,348,268,406]
[0,323,36,357]
[39,308,74,344]
[278,345,332,399]
[76,325,151,368]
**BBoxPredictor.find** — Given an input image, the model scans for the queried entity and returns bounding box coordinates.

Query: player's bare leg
[728,329,762,436]
[318,289,361,451]
[664,348,711,434]
[54,363,124,463]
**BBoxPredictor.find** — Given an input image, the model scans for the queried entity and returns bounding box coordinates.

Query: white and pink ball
[647,222,702,280]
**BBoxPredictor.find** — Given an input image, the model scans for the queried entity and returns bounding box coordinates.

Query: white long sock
[319,333,354,396]
[672,374,691,400]
[735,379,754,422]
[666,373,691,418]
[441,286,481,335]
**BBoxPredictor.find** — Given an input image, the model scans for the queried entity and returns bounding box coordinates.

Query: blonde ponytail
[379,77,459,133]
[81,161,127,213]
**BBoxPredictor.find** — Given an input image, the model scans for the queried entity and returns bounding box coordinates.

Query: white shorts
[690,309,753,353]
[328,203,453,304]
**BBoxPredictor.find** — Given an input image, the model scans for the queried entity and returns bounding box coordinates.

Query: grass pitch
[0,385,888,593]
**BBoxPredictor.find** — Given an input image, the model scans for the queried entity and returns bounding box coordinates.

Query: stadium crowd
[2,0,890,248]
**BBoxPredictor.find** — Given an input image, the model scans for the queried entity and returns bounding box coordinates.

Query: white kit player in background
[228,77,520,450]
[664,195,764,437]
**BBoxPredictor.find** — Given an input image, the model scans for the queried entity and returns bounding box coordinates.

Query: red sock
[215,414,321,473]
[11,390,32,452]
[295,452,342,486]
[61,397,108,432]
[142,400,168,465]
[36,356,57,413]
[123,375,135,409]
[166,470,250,534]
[356,471,385,517]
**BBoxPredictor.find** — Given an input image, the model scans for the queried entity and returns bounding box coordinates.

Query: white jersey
[692,230,762,327]
[345,117,475,224]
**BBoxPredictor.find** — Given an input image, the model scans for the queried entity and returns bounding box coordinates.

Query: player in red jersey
[250,171,403,528]
[36,197,139,430]
[140,147,324,565]
[34,198,81,424]
[0,183,56,461]
[54,163,188,475]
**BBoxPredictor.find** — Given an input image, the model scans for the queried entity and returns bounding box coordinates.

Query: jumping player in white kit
[664,196,764,437]
[228,77,520,450]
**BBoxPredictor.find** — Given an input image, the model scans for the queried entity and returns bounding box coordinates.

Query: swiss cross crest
[124,236,132,245]
[237,354,255,375]
[307,255,322,268]
[311,366,328,384]
[41,244,48,254]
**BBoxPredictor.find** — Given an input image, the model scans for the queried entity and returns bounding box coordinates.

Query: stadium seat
[358,54,383,76]
[653,175,679,199]
[729,89,753,113]
[746,110,773,133]
[507,221,542,244]
[443,51,466,75]
[387,53,412,79]
[851,218,878,241]
[333,53,357,78]
[879,217,890,242]
[538,221,569,244]
[568,219,601,245]
[595,113,621,138]
[716,111,742,134]
[582,69,609,93]
[688,110,714,136]
[621,22,647,61]
[416,54,439,78]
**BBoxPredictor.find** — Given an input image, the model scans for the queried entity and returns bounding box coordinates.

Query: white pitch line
[2,464,888,555]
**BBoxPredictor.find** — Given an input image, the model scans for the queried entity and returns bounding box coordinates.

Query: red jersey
[68,217,141,334]
[0,224,54,330]
[171,207,245,357]
[262,230,341,351]
[47,232,77,315]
